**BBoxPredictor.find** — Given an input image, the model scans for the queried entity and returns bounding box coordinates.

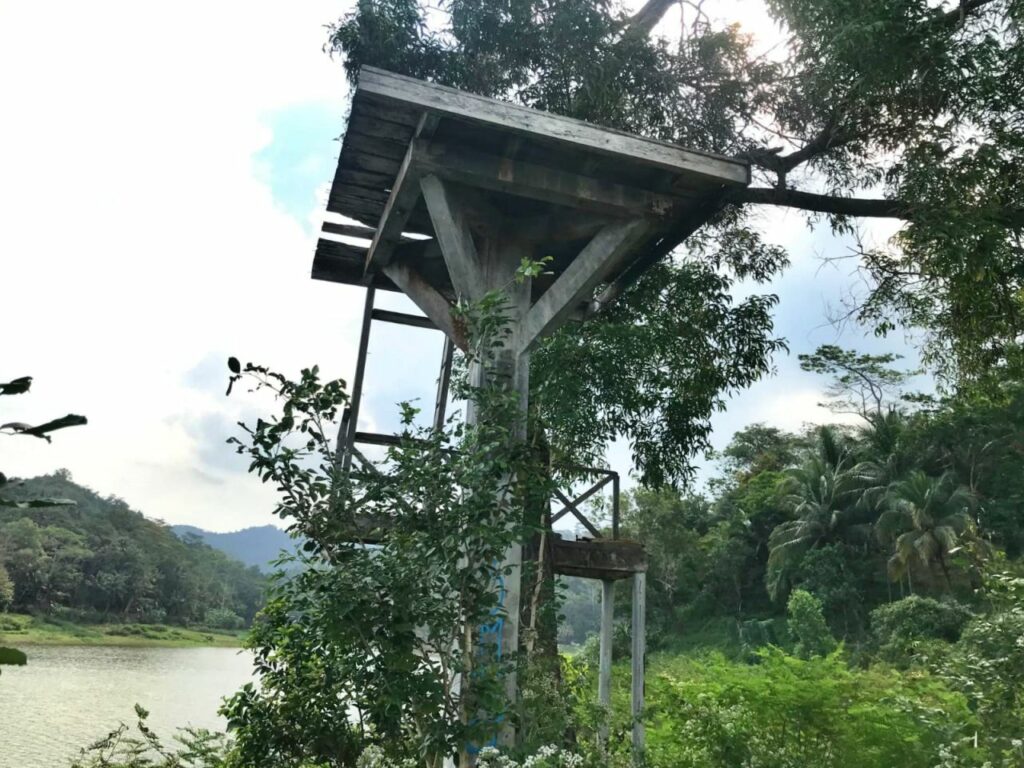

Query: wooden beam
[370,308,436,330]
[364,143,420,271]
[414,140,690,219]
[364,113,439,272]
[381,257,467,350]
[313,239,398,291]
[358,66,749,186]
[550,474,613,527]
[420,174,486,301]
[339,288,376,472]
[322,221,376,240]
[519,220,650,352]
[514,210,611,244]
[590,193,726,315]
[552,488,603,539]
[550,538,647,581]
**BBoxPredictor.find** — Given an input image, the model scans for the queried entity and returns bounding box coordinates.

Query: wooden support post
[338,287,375,471]
[598,579,615,744]
[439,229,530,758]
[433,337,454,432]
[381,258,467,350]
[631,572,646,764]
[518,219,651,352]
[420,174,486,301]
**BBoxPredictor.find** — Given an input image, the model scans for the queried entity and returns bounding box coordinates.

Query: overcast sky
[1,1,921,532]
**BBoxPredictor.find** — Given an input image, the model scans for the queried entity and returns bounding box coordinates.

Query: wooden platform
[551,536,647,581]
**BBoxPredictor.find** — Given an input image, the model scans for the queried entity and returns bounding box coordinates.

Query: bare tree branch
[734,187,913,219]
[734,187,1024,227]
[622,0,677,36]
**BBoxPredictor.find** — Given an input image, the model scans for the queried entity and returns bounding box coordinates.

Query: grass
[0,613,245,648]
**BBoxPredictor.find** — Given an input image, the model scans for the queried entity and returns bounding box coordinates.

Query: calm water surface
[0,645,253,768]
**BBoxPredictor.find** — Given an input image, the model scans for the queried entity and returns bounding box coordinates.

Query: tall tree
[876,470,981,592]
[767,426,863,600]
[330,0,1024,383]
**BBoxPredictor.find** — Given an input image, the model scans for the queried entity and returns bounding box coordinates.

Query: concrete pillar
[598,579,615,744]
[631,572,646,763]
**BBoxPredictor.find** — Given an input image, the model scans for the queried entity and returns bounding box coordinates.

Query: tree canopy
[330,0,1024,390]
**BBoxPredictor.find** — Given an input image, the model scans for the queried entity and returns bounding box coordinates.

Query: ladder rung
[354,431,403,447]
[370,308,437,330]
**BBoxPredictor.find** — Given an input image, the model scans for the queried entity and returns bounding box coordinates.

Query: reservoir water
[0,645,252,768]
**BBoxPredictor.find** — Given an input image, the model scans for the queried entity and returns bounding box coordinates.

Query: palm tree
[876,470,979,593]
[766,426,862,600]
[852,408,916,518]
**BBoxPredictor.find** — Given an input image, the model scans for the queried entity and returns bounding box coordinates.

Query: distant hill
[0,472,266,626]
[172,524,297,571]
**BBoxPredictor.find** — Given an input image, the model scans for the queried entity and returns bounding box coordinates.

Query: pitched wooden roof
[314,66,750,299]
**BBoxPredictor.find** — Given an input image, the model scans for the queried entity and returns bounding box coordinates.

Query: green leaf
[0,647,27,666]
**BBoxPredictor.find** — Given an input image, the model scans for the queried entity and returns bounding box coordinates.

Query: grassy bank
[0,613,245,648]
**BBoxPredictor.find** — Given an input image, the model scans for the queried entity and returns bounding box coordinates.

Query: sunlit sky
[1,1,920,532]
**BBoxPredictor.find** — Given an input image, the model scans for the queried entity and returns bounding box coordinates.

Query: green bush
[0,563,14,612]
[203,608,245,630]
[627,650,975,768]
[943,606,1024,753]
[870,596,972,663]
[787,589,837,659]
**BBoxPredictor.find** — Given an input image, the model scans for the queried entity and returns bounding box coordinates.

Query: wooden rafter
[420,174,487,301]
[518,219,651,352]
[414,139,691,219]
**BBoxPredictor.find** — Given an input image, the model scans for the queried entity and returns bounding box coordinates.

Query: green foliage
[0,646,27,666]
[0,561,13,611]
[0,473,266,626]
[223,296,548,766]
[718,423,804,478]
[870,596,973,655]
[202,608,244,631]
[533,260,785,487]
[599,650,975,768]
[767,426,863,601]
[792,544,868,636]
[877,470,982,592]
[798,345,919,416]
[786,589,837,659]
[71,704,230,768]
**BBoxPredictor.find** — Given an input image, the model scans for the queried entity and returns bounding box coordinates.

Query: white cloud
[0,0,366,531]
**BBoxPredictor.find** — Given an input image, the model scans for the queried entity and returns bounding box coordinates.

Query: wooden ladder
[335,286,454,472]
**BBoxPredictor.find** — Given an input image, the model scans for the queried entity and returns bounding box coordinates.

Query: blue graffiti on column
[468,566,507,754]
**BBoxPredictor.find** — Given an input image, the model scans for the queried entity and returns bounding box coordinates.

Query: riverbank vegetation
[0,613,244,647]
[0,473,266,635]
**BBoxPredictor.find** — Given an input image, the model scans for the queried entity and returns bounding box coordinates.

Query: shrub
[203,608,245,630]
[943,607,1024,749]
[630,650,975,768]
[0,563,13,612]
[870,596,972,663]
[787,589,836,659]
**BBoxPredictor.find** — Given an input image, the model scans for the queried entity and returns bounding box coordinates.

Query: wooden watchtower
[312,67,750,757]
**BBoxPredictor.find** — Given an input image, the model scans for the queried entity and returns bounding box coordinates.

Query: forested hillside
[619,350,1023,649]
[0,472,266,628]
